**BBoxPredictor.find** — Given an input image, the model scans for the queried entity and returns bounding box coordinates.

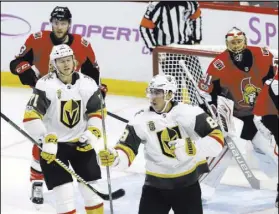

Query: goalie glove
[98,148,119,167]
[40,133,58,164]
[168,138,197,162]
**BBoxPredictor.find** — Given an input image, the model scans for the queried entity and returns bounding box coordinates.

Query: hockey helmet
[50,6,72,22]
[147,74,177,99]
[50,44,75,74]
[225,27,247,54]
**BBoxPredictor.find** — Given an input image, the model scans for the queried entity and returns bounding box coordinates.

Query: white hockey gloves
[40,133,58,164]
[98,148,119,167]
[76,126,101,152]
[168,138,197,162]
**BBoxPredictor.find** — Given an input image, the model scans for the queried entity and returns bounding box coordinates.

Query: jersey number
[28,94,39,107]
[119,129,129,142]
[206,117,218,129]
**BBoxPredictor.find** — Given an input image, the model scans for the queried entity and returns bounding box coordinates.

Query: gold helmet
[225,27,247,54]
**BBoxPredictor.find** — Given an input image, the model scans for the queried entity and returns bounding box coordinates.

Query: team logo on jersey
[157,126,182,158]
[213,59,225,71]
[147,121,156,131]
[238,77,261,107]
[60,99,81,128]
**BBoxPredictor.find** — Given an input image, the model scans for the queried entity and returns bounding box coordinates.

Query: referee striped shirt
[140,1,202,51]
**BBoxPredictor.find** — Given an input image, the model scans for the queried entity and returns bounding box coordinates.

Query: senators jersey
[253,72,278,116]
[114,103,224,189]
[10,31,100,85]
[23,72,103,142]
[199,46,275,117]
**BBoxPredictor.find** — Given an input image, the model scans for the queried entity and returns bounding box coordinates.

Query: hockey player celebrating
[98,74,224,214]
[23,44,104,214]
[9,6,107,205]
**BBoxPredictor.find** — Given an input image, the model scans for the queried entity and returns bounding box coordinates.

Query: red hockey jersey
[199,46,274,117]
[15,30,98,78]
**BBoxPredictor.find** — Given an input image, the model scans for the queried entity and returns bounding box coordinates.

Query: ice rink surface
[1,87,277,214]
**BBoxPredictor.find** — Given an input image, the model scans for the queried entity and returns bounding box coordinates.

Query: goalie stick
[179,60,264,190]
[0,112,125,200]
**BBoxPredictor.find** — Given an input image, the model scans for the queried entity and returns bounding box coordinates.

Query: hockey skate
[30,180,44,209]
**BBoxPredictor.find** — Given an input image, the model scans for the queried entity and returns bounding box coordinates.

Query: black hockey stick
[108,111,128,123]
[1,112,125,200]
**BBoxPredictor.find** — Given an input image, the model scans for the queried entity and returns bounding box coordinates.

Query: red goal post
[152,45,278,105]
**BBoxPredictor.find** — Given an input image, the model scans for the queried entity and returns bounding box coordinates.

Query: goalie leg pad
[252,131,278,177]
[53,182,76,214]
[78,181,103,213]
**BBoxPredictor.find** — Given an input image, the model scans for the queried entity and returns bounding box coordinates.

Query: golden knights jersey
[115,102,224,189]
[23,72,102,142]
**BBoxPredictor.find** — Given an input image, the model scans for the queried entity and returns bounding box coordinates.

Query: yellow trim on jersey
[146,160,207,178]
[208,129,224,146]
[88,126,102,139]
[88,108,107,119]
[23,109,43,122]
[1,72,148,97]
[114,144,136,165]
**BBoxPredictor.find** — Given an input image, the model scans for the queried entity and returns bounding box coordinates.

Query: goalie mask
[50,44,76,76]
[225,27,247,55]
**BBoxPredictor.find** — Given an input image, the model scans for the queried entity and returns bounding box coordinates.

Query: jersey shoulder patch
[213,58,225,71]
[32,31,43,40]
[260,47,270,56]
[81,37,89,47]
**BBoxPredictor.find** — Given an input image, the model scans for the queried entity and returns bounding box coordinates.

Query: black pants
[238,115,258,141]
[262,115,278,145]
[239,115,278,144]
[138,181,203,214]
[40,143,101,190]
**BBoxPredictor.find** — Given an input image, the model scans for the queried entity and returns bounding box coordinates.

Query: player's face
[52,19,70,39]
[147,88,167,112]
[55,56,74,76]
[227,39,245,53]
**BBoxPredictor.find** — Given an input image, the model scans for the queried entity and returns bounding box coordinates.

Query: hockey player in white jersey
[98,74,224,214]
[23,44,104,214]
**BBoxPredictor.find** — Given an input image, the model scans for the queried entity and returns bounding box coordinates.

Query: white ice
[1,87,277,214]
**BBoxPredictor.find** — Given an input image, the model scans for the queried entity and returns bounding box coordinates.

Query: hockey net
[152,44,278,106]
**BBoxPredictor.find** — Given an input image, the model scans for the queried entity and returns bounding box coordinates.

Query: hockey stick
[0,112,125,200]
[99,90,116,214]
[107,111,129,123]
[179,60,262,190]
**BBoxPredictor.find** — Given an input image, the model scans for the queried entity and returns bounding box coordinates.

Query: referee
[139,1,203,105]
[139,1,202,50]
